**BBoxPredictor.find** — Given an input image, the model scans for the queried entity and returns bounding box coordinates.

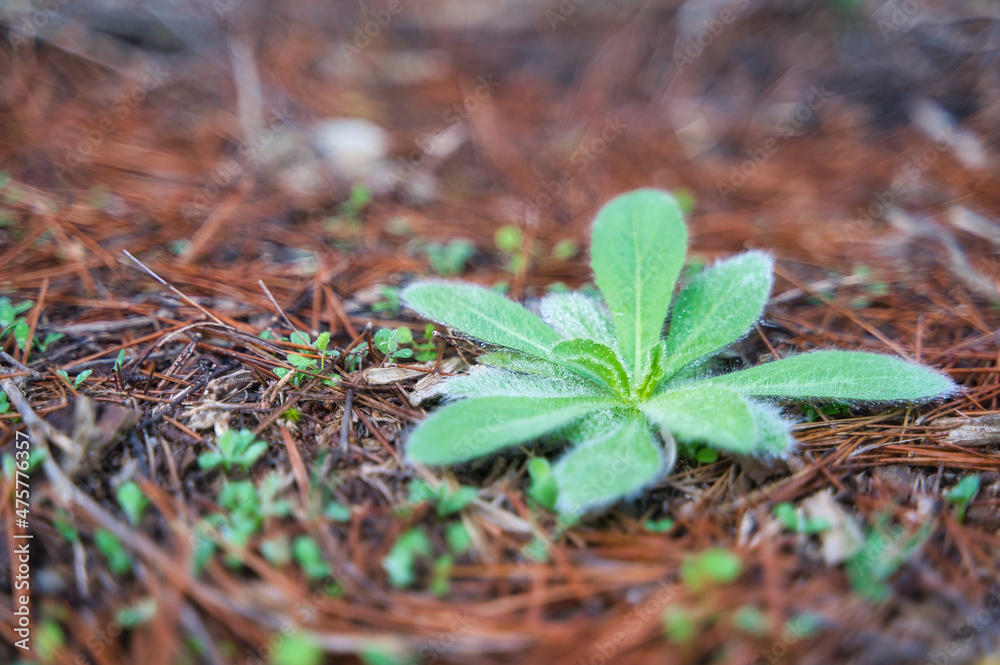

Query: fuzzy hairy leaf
[445,366,609,398]
[551,339,629,396]
[476,351,563,376]
[406,396,615,465]
[709,351,958,402]
[664,251,773,378]
[538,292,615,344]
[744,400,794,456]
[554,412,665,513]
[590,189,687,380]
[402,281,561,358]
[641,385,757,453]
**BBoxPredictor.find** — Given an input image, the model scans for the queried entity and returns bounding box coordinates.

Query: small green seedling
[526,458,558,510]
[55,369,92,389]
[0,390,9,414]
[424,239,475,276]
[94,528,132,575]
[846,514,930,602]
[293,536,331,580]
[680,548,743,591]
[944,474,979,524]
[382,527,432,588]
[407,479,476,518]
[0,297,32,351]
[198,429,269,474]
[372,285,402,317]
[373,328,414,362]
[400,189,957,513]
[773,502,831,534]
[272,632,323,665]
[116,481,149,526]
[274,332,339,387]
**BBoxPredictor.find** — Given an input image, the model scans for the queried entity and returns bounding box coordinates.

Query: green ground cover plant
[400,189,957,513]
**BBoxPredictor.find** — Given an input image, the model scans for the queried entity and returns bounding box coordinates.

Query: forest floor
[1,2,999,664]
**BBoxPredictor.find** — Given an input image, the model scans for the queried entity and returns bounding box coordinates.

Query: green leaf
[437,486,477,517]
[663,251,773,378]
[745,400,795,456]
[116,481,149,526]
[382,528,432,587]
[709,351,958,402]
[642,385,757,453]
[406,396,614,465]
[402,281,561,358]
[553,412,665,513]
[476,351,564,376]
[945,474,979,524]
[526,457,558,510]
[680,548,743,591]
[95,528,132,576]
[293,536,330,580]
[590,189,687,380]
[197,453,222,470]
[445,366,609,398]
[446,522,472,554]
[550,339,629,396]
[537,292,615,344]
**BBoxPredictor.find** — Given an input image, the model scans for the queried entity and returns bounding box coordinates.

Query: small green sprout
[271,632,323,665]
[275,332,340,387]
[116,481,149,526]
[445,522,472,555]
[400,189,957,513]
[382,527,432,588]
[293,536,331,580]
[373,328,414,362]
[944,474,979,524]
[429,554,454,596]
[323,500,351,522]
[117,598,158,628]
[113,349,127,372]
[0,390,9,414]
[339,183,372,218]
[0,297,32,351]
[680,548,743,591]
[35,331,64,353]
[55,368,92,389]
[407,480,476,518]
[846,514,930,602]
[662,607,696,644]
[94,528,132,575]
[424,239,475,276]
[526,458,558,510]
[773,502,832,534]
[372,285,402,317]
[198,429,269,474]
[643,518,675,533]
[551,239,579,261]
